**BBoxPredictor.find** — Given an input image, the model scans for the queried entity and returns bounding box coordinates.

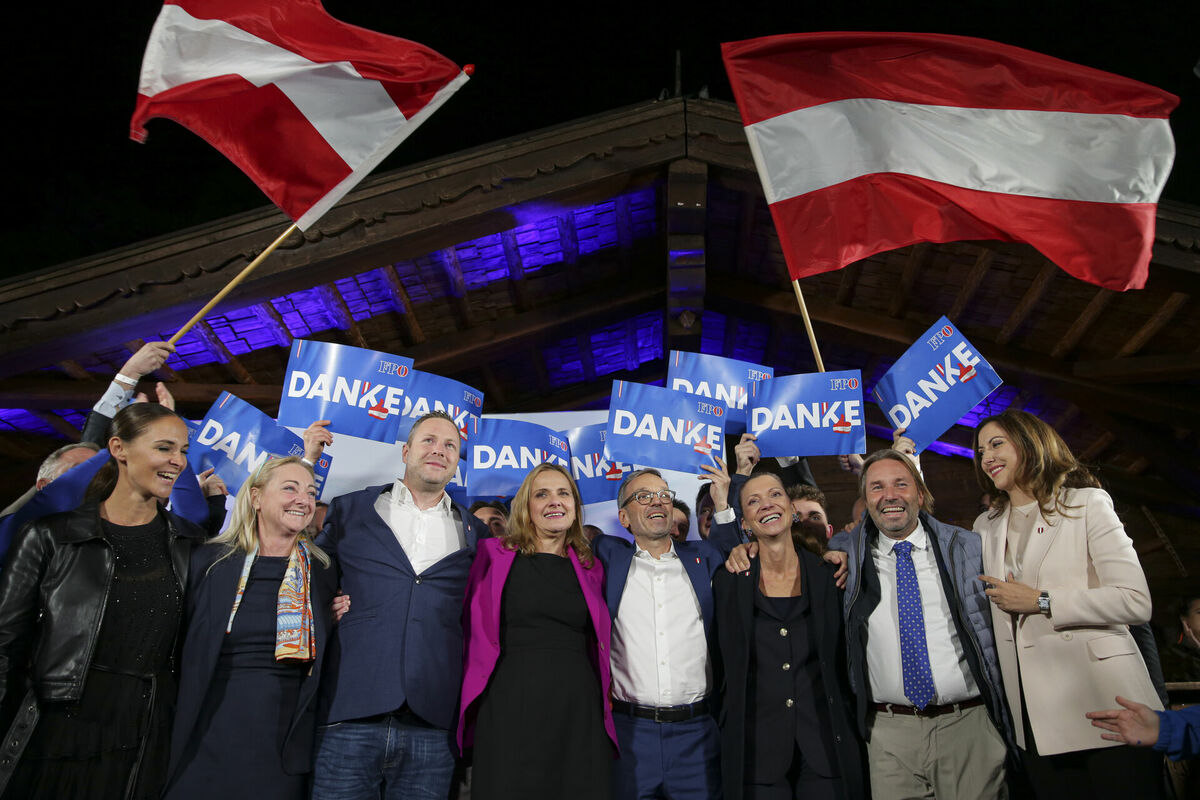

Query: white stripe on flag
[139,5,407,170]
[745,98,1174,206]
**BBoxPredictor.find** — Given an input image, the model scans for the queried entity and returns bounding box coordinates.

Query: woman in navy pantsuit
[164,457,338,800]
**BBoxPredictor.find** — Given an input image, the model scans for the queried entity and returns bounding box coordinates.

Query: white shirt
[610,541,711,706]
[865,523,979,705]
[373,480,464,574]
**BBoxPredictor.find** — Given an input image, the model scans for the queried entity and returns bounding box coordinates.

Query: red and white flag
[131,0,471,230]
[722,32,1177,291]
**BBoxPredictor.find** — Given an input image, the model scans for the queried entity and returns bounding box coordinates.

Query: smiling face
[792,498,828,528]
[253,462,317,539]
[527,469,576,539]
[863,458,924,540]
[617,472,674,544]
[977,421,1024,496]
[402,417,460,492]
[740,474,791,541]
[111,417,189,501]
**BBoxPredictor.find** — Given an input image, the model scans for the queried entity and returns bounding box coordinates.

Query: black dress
[472,553,609,800]
[165,556,308,800]
[4,517,181,800]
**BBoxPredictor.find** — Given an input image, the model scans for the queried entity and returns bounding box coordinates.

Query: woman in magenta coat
[457,463,617,800]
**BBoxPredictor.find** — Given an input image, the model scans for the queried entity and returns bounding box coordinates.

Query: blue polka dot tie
[893,540,935,710]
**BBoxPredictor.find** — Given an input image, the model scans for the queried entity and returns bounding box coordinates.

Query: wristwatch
[1037,591,1051,616]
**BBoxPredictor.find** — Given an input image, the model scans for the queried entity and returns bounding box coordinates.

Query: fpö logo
[925,324,956,352]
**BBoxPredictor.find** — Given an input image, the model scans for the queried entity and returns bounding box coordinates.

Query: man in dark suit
[593,468,729,799]
[311,410,489,800]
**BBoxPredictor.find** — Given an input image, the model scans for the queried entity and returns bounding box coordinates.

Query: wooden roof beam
[500,230,530,312]
[888,244,930,318]
[438,248,474,330]
[32,410,80,441]
[996,260,1057,345]
[193,320,256,384]
[835,262,862,307]
[57,360,94,381]
[947,248,993,320]
[380,265,426,345]
[505,360,666,413]
[316,284,369,349]
[1073,352,1200,384]
[577,333,597,384]
[667,159,708,354]
[1116,291,1190,357]
[251,302,293,347]
[0,381,283,409]
[1050,287,1115,359]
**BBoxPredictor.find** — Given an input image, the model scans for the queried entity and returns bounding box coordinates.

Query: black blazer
[164,542,338,788]
[713,550,865,800]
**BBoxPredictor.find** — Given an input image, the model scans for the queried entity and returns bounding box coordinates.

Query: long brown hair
[506,463,594,567]
[973,409,1099,520]
[85,403,184,503]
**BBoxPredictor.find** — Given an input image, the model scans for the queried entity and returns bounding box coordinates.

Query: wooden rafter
[316,283,369,349]
[252,302,293,347]
[438,248,474,330]
[380,264,426,345]
[1073,352,1200,383]
[500,230,530,312]
[615,194,634,267]
[623,319,641,371]
[32,410,80,441]
[996,260,1057,345]
[1050,287,1115,359]
[556,216,580,292]
[835,262,862,307]
[1115,291,1190,357]
[505,360,666,413]
[194,320,256,384]
[577,333,597,383]
[479,364,508,409]
[888,244,929,318]
[1141,505,1188,576]
[57,360,93,381]
[531,344,551,396]
[947,248,994,320]
[667,159,707,354]
[1078,431,1115,461]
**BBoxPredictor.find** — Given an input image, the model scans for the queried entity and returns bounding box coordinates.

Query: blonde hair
[974,410,1099,520]
[209,457,330,568]
[505,463,593,568]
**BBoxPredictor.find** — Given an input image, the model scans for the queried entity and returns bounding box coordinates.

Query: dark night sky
[3,0,1196,282]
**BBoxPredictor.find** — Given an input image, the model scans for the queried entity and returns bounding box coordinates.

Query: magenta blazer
[457,537,617,753]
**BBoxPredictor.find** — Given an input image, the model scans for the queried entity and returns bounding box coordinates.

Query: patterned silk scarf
[226,540,315,661]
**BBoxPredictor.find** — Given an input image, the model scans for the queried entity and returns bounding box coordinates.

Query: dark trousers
[611,713,722,799]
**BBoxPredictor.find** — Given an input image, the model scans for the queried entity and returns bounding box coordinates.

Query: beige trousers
[866,703,1007,800]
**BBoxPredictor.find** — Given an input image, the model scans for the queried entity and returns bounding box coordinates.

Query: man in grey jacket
[827,449,1013,800]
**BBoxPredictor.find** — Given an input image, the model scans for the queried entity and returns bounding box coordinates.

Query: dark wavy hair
[86,403,186,503]
[973,409,1099,520]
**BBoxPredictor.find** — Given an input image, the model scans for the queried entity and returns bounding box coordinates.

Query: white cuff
[93,381,136,418]
[714,507,737,525]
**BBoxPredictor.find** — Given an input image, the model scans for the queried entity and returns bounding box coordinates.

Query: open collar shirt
[373,480,464,575]
[610,539,711,706]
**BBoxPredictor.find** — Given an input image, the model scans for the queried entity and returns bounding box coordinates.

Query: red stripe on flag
[722,32,1177,124]
[769,173,1157,291]
[134,78,352,222]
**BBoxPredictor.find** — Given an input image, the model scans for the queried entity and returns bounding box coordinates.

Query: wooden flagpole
[167,223,299,346]
[791,279,826,373]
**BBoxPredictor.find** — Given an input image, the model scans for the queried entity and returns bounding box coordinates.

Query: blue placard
[749,370,866,457]
[467,418,570,498]
[394,370,485,452]
[278,339,414,443]
[666,350,773,433]
[872,317,1003,453]
[605,381,726,473]
[564,423,633,505]
[190,392,333,498]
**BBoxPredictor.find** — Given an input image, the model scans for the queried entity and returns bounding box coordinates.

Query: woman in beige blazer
[973,409,1163,800]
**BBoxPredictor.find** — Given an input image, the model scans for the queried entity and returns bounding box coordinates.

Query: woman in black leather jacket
[0,403,205,799]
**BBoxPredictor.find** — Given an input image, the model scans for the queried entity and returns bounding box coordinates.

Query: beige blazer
[974,487,1161,756]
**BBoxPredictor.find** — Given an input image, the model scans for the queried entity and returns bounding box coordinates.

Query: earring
[792,513,801,523]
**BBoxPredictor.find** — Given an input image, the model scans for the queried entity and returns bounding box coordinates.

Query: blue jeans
[312,717,456,800]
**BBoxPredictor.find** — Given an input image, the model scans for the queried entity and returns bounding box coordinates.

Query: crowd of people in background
[0,339,1195,800]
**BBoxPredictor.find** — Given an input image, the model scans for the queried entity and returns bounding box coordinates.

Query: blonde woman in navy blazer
[458,463,617,800]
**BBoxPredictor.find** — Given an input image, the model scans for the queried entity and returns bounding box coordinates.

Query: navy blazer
[315,485,488,730]
[592,534,725,639]
[166,542,338,788]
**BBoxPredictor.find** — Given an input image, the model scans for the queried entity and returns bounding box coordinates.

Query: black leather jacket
[0,503,204,772]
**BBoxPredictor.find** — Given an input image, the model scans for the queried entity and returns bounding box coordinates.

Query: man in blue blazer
[311,411,490,800]
[593,468,736,799]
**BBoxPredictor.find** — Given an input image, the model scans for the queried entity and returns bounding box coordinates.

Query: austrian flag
[722,33,1178,291]
[131,0,471,229]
